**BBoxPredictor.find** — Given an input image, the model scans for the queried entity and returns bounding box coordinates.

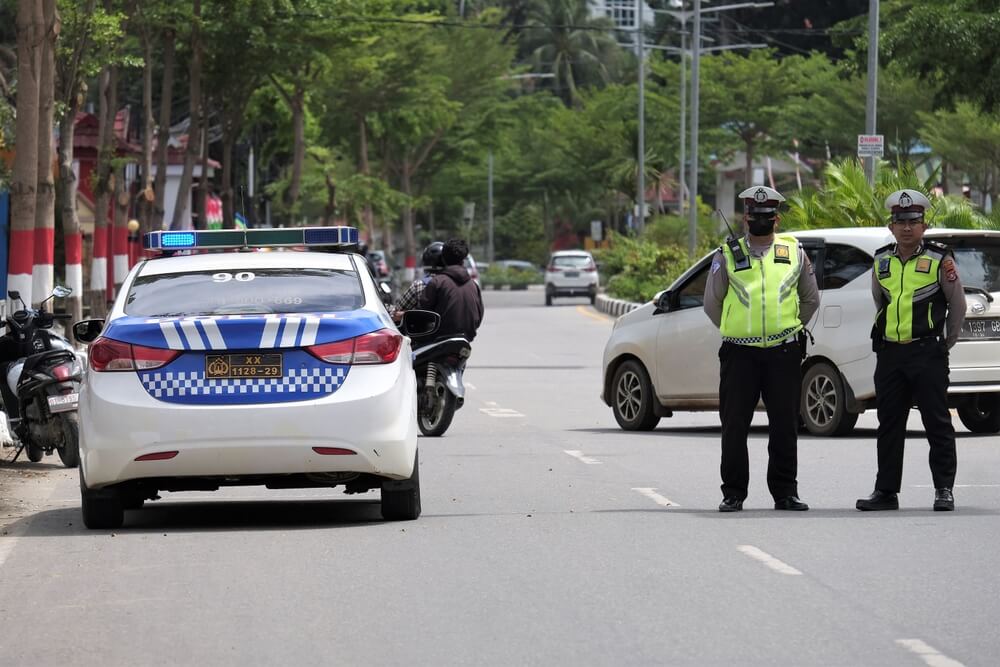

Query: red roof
[73,110,219,168]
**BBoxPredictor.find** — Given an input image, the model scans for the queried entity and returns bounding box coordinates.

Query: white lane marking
[465,382,476,390]
[632,487,680,507]
[736,545,802,576]
[480,407,524,417]
[484,400,497,406]
[564,450,602,465]
[895,639,965,667]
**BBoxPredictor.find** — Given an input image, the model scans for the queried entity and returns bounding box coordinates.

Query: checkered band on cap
[139,367,348,404]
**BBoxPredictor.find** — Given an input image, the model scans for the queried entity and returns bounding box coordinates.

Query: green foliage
[493,201,549,266]
[783,158,995,230]
[918,103,1000,197]
[480,264,541,288]
[593,232,694,303]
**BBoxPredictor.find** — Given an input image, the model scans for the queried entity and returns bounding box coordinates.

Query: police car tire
[381,450,421,521]
[612,360,660,431]
[26,444,44,463]
[800,362,858,437]
[957,393,1000,434]
[57,414,80,469]
[80,472,124,530]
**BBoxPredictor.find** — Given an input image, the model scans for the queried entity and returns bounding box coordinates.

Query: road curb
[595,293,643,317]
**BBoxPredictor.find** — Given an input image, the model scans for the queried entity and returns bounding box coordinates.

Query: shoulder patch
[942,257,959,282]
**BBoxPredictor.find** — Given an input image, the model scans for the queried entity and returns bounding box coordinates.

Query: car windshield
[124,268,364,317]
[552,255,592,269]
[938,237,1000,293]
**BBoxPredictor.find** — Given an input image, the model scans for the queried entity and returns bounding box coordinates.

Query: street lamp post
[864,0,879,186]
[689,0,701,259]
[636,0,646,234]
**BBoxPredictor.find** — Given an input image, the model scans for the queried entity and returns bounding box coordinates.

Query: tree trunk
[401,159,416,282]
[170,0,201,230]
[152,28,175,231]
[286,86,305,211]
[87,65,111,317]
[358,115,375,242]
[33,0,57,307]
[195,131,209,230]
[58,104,83,332]
[139,25,154,238]
[744,142,754,190]
[8,0,43,307]
[221,132,235,229]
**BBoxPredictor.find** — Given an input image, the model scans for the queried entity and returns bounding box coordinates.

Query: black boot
[719,496,743,512]
[856,490,899,511]
[774,496,809,511]
[933,488,954,511]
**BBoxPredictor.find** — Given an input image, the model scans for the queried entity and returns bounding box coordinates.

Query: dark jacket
[418,265,484,341]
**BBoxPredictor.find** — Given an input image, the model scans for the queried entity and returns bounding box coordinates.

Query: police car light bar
[144,226,360,251]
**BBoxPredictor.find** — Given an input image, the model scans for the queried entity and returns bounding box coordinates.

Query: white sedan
[74,227,430,529]
[601,227,1000,436]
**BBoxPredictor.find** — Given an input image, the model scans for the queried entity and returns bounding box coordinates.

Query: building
[590,0,655,43]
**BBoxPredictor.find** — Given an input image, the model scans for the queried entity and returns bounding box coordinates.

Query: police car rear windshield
[940,237,1000,293]
[124,269,364,317]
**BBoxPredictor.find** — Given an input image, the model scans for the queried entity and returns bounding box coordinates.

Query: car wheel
[611,360,660,431]
[381,450,421,521]
[800,362,858,436]
[57,414,80,468]
[957,393,1000,434]
[80,472,124,530]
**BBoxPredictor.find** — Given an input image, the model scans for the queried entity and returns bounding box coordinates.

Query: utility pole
[487,151,494,263]
[688,0,701,259]
[864,0,879,186]
[678,28,686,218]
[636,0,646,235]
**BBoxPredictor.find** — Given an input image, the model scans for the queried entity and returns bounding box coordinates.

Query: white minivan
[545,250,599,306]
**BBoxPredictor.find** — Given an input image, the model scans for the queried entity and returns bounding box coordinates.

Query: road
[1,289,997,666]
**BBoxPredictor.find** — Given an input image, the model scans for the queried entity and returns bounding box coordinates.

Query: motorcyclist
[392,241,445,320]
[418,238,484,342]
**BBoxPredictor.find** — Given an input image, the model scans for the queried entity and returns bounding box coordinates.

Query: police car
[601,227,1000,436]
[74,227,431,529]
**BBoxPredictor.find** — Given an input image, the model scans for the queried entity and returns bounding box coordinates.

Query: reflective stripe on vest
[874,245,947,341]
[720,236,802,347]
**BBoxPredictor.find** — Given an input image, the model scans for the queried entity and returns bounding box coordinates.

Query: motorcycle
[411,333,472,437]
[1,286,83,467]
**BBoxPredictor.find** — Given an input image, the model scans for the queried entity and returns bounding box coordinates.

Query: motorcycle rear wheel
[57,414,80,468]
[417,379,456,437]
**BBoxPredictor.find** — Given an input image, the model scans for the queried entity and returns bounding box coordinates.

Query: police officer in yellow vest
[704,186,819,512]
[857,189,966,512]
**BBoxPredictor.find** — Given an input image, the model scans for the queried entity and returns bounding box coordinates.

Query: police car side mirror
[399,310,440,338]
[72,319,105,344]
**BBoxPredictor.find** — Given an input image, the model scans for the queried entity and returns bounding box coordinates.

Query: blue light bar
[143,226,360,252]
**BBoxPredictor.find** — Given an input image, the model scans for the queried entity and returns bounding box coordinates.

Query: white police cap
[884,189,931,211]
[738,185,785,214]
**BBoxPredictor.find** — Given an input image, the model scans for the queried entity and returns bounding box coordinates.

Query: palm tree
[522,0,622,106]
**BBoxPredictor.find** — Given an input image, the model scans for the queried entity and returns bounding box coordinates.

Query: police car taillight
[307,329,402,365]
[89,337,180,372]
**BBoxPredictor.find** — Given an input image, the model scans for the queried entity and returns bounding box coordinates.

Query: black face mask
[747,216,776,236]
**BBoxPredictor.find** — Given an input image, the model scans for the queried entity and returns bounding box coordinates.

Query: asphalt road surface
[1,289,997,666]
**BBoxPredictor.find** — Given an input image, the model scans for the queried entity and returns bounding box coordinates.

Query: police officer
[856,189,966,512]
[704,186,820,512]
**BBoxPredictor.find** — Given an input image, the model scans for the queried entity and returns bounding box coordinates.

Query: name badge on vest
[877,257,891,279]
[773,244,791,264]
[915,257,932,273]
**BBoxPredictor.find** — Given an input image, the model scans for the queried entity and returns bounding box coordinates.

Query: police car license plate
[47,392,79,413]
[206,353,283,379]
[961,318,1000,339]
[564,271,579,278]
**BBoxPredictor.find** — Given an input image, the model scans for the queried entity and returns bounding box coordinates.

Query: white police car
[74,227,430,529]
[602,227,1000,436]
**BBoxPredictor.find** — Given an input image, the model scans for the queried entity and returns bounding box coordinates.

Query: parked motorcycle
[1,286,83,467]
[412,334,472,437]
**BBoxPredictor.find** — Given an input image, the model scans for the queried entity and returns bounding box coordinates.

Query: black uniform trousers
[874,339,957,492]
[718,340,801,501]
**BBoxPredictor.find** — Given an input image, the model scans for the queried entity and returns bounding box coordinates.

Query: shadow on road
[6,497,396,536]
[568,425,993,441]
[594,506,1000,518]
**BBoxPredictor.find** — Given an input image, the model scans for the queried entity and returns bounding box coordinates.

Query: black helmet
[421,241,445,272]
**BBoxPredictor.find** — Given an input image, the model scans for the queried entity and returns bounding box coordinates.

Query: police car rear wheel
[381,450,421,521]
[957,393,1000,434]
[801,362,858,437]
[612,360,660,431]
[80,472,124,530]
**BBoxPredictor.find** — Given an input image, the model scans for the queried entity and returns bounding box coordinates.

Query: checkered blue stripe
[139,366,348,404]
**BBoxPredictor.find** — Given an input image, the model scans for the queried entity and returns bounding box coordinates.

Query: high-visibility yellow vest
[720,235,803,347]
[874,241,948,341]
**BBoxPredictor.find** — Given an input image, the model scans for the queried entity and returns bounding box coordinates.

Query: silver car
[601,228,1000,436]
[545,250,599,306]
